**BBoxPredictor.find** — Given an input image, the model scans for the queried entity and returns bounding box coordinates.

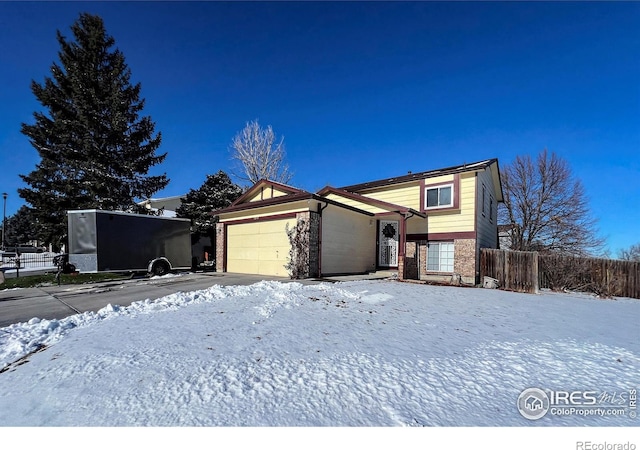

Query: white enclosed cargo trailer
[67,209,192,276]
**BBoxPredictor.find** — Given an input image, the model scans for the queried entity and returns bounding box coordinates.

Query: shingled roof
[339,158,499,192]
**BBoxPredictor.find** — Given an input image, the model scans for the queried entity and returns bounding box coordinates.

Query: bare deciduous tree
[619,243,640,261]
[230,120,292,185]
[499,149,604,256]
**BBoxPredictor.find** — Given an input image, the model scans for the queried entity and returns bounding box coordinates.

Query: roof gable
[229,179,309,207]
[212,179,375,218]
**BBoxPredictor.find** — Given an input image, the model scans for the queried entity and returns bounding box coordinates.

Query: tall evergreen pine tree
[20,13,168,247]
[176,171,242,239]
[4,206,39,249]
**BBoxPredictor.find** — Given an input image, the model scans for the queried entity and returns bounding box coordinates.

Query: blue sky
[1,1,638,255]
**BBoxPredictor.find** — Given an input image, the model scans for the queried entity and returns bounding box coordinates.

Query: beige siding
[358,182,421,210]
[323,193,388,214]
[219,201,310,223]
[476,168,499,249]
[426,173,476,233]
[226,218,295,276]
[406,216,428,235]
[321,205,376,274]
[423,174,456,185]
[246,192,263,202]
[247,186,291,202]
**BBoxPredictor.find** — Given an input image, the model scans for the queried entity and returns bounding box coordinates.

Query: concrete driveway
[0,270,397,328]
[0,272,321,328]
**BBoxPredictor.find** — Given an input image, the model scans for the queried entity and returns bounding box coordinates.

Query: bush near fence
[480,248,640,299]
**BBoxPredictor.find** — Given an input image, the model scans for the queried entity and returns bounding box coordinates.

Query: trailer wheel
[151,260,170,276]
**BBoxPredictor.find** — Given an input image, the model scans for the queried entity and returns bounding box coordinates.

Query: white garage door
[226,218,296,276]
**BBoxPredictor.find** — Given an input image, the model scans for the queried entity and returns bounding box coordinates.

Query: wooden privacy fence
[480,249,640,299]
[480,249,538,293]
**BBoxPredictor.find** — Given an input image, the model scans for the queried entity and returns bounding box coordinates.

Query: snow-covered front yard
[0,279,638,429]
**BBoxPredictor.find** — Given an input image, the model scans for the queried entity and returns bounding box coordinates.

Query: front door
[378,220,399,267]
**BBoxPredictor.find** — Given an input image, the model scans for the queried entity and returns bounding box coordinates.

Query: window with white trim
[425,184,453,209]
[426,241,454,272]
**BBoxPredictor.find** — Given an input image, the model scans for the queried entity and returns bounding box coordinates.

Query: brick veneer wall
[453,238,476,284]
[418,243,427,277]
[308,212,320,278]
[295,211,320,278]
[215,222,225,272]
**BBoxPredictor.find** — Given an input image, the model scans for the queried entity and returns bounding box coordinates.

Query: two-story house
[212,158,503,284]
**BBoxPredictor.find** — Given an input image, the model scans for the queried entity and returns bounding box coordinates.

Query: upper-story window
[425,184,453,209]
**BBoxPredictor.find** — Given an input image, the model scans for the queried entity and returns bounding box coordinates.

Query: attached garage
[213,179,383,279]
[225,217,296,277]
